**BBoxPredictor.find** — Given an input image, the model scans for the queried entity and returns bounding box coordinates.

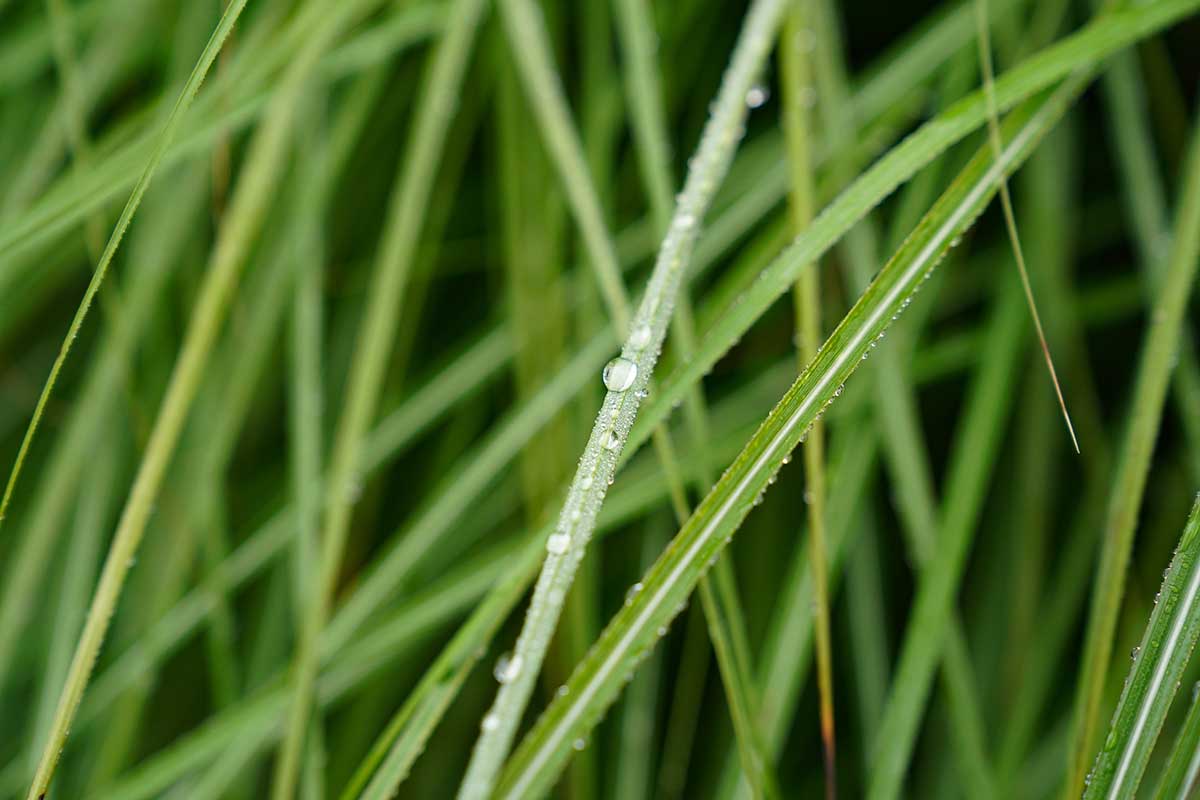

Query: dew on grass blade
[493,653,522,684]
[602,357,638,391]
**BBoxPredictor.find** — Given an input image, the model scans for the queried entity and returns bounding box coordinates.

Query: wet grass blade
[1083,497,1200,799]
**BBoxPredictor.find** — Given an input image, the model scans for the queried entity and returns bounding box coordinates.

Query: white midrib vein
[502,62,1063,800]
[1107,551,1200,797]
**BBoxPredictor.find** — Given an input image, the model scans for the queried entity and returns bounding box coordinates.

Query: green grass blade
[1084,497,1200,799]
[1151,674,1200,799]
[23,2,365,793]
[780,1,837,794]
[456,0,791,794]
[495,66,1083,800]
[626,0,1199,455]
[0,0,249,529]
[275,0,488,796]
[271,92,331,800]
[1064,104,1200,799]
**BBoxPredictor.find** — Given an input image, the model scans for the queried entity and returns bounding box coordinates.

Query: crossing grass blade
[1083,497,1200,799]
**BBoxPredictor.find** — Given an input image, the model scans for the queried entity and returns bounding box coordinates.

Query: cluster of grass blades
[0,0,1198,797]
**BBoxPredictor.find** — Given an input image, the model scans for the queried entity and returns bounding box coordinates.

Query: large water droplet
[482,712,499,731]
[603,430,622,450]
[494,652,522,684]
[603,357,638,391]
[625,582,643,606]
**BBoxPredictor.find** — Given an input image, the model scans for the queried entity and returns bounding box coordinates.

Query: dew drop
[603,430,622,450]
[494,653,522,684]
[546,533,570,555]
[625,582,643,605]
[629,323,652,349]
[482,712,499,732]
[573,737,587,751]
[1131,646,1141,662]
[556,685,569,698]
[581,475,594,490]
[745,84,769,109]
[603,357,638,392]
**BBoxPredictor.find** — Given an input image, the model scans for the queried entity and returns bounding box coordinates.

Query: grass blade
[24,2,367,793]
[0,0,249,529]
[496,65,1083,800]
[456,0,791,794]
[1084,497,1200,799]
[1064,103,1200,799]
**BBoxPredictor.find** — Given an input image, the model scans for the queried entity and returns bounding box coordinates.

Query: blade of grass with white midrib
[612,0,768,790]
[1084,497,1200,799]
[1065,104,1200,799]
[1150,670,1200,798]
[344,383,865,799]
[456,0,790,795]
[90,366,789,800]
[23,1,370,794]
[814,1,996,792]
[625,0,1200,456]
[495,71,1083,800]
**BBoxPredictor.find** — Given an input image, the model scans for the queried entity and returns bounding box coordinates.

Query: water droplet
[581,475,594,490]
[629,323,652,349]
[1131,646,1141,661]
[556,685,569,698]
[482,712,499,731]
[781,453,792,465]
[625,582,643,605]
[745,84,769,108]
[546,533,570,555]
[635,388,649,399]
[494,653,522,684]
[573,737,587,751]
[603,357,638,392]
[603,430,622,450]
